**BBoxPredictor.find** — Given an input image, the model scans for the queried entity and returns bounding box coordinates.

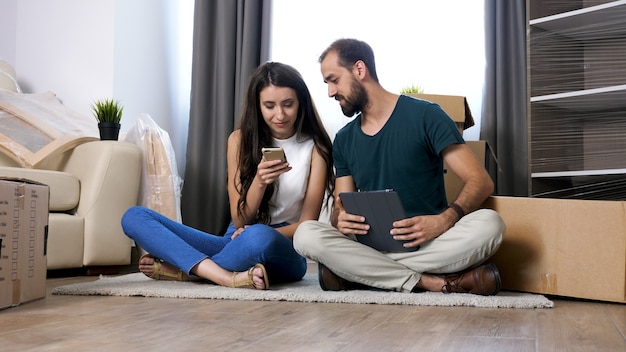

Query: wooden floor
[1,264,625,352]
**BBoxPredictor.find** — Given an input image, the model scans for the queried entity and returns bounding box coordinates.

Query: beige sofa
[0,60,142,270]
[0,143,142,270]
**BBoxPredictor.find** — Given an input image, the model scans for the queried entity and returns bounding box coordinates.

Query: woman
[121,62,334,290]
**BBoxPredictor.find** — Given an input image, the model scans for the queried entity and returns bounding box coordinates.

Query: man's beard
[339,79,368,117]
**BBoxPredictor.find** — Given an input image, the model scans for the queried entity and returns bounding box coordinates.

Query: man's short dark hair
[319,38,379,82]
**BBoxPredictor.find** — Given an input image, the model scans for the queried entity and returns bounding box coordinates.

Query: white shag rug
[52,273,553,309]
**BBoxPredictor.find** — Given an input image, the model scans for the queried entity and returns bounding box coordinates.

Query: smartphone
[262,147,287,162]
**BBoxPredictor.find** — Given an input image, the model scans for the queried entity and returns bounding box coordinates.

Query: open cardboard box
[482,196,626,303]
[408,93,475,134]
[0,178,49,310]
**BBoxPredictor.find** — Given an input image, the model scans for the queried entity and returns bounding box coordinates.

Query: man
[293,38,505,295]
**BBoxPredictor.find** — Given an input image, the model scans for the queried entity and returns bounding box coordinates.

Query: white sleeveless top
[269,134,314,224]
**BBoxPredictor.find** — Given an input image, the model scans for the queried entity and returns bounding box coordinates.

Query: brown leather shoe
[318,262,356,291]
[441,262,502,296]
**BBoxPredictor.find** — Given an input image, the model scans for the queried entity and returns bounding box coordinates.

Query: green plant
[92,98,123,124]
[400,84,425,94]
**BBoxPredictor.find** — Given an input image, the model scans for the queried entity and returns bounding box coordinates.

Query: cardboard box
[0,178,49,310]
[444,140,492,204]
[482,196,626,303]
[408,93,475,134]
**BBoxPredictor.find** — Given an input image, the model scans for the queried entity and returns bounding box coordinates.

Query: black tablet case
[339,190,418,252]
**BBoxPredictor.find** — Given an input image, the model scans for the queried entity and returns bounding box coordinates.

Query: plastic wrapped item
[0,91,99,168]
[528,0,626,200]
[0,59,22,93]
[125,113,183,222]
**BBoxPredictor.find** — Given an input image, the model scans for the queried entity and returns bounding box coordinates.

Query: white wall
[0,0,18,65]
[1,0,483,178]
[0,0,193,175]
[12,0,116,109]
[271,0,485,141]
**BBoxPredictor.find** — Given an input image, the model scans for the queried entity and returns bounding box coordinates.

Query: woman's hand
[255,159,292,186]
[231,226,248,240]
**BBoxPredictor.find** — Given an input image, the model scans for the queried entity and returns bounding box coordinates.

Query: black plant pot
[98,122,121,141]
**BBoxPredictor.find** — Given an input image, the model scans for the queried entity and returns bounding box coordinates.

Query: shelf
[530,84,626,111]
[532,168,626,178]
[528,1,626,199]
[530,0,626,40]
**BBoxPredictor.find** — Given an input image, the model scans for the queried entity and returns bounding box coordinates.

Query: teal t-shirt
[333,94,465,216]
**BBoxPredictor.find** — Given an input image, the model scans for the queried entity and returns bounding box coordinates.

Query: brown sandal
[231,264,269,290]
[139,254,194,282]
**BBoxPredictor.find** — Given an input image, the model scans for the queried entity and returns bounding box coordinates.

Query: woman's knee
[241,224,274,238]
[237,224,283,248]
[121,206,159,234]
[121,206,144,229]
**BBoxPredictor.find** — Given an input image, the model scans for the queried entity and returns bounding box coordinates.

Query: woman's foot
[139,254,194,281]
[231,264,269,290]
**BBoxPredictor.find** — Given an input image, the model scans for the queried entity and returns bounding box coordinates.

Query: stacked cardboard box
[443,140,492,204]
[0,178,49,309]
[407,93,492,203]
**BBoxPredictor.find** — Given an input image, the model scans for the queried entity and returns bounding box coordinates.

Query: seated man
[294,38,505,296]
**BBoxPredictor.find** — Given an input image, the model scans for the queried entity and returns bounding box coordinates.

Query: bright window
[270,0,485,141]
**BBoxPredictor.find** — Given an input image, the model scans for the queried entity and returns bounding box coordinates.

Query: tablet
[339,190,418,252]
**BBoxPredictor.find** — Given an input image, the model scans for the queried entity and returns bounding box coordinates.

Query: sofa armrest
[58,141,142,266]
[0,166,80,211]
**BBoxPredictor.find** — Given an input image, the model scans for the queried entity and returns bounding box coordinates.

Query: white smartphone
[262,147,287,162]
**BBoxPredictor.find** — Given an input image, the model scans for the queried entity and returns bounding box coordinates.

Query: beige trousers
[293,209,505,292]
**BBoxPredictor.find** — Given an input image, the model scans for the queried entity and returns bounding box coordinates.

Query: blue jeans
[121,206,307,284]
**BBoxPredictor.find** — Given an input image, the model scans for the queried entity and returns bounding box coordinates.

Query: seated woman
[121,62,334,289]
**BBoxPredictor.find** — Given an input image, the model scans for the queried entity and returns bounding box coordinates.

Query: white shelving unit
[528,0,626,199]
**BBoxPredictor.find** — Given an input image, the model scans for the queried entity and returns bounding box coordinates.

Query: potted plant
[400,84,425,94]
[92,98,123,140]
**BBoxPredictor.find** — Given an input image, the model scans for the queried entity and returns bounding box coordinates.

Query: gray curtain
[481,0,528,196]
[182,0,272,234]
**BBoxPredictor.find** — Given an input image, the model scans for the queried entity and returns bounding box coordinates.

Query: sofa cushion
[0,166,79,211]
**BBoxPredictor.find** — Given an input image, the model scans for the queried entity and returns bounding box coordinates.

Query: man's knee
[293,220,324,255]
[481,209,505,243]
[470,209,505,238]
[472,209,505,255]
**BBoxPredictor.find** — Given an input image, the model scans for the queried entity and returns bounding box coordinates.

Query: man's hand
[334,195,370,235]
[389,213,454,248]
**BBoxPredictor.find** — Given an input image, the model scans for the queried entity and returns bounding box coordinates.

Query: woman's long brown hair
[235,62,334,224]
